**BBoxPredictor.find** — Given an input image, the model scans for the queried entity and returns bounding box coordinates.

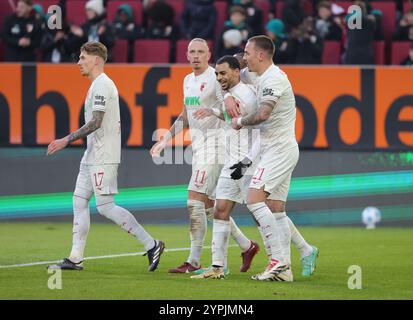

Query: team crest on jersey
[262,88,274,97]
[200,82,207,92]
[94,95,106,106]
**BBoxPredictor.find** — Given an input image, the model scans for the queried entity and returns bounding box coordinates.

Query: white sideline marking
[0,245,237,269]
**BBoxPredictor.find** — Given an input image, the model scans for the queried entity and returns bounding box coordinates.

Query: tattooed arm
[67,111,105,143]
[47,111,105,155]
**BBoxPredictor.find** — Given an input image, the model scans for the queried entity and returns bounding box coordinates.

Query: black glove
[229,158,252,180]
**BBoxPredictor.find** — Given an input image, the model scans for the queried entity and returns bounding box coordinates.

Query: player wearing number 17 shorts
[46,42,164,272]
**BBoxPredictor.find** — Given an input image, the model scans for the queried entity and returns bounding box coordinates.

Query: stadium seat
[391,41,411,65]
[322,41,341,64]
[175,39,213,63]
[134,40,171,63]
[374,40,385,65]
[164,0,184,25]
[106,1,142,26]
[214,1,228,35]
[66,0,88,26]
[112,39,128,63]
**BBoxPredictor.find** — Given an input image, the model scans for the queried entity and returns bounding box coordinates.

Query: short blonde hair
[80,41,108,62]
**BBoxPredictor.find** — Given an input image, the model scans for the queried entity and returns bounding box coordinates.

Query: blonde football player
[47,42,165,272]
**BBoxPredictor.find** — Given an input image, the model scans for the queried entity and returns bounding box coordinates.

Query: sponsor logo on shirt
[184,96,200,106]
[262,88,274,97]
[94,95,106,106]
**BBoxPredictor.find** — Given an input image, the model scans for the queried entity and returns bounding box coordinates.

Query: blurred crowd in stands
[1,0,413,65]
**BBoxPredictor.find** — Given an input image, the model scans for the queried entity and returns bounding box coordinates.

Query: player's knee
[73,194,90,211]
[187,199,205,215]
[214,203,229,220]
[95,195,116,217]
[247,202,267,220]
[266,200,286,212]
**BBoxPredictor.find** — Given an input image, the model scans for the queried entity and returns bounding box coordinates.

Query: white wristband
[224,92,233,100]
[212,108,222,117]
[237,117,243,126]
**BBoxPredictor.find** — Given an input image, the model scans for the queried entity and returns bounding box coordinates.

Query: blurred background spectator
[343,0,375,65]
[393,9,413,41]
[69,0,115,62]
[39,13,72,62]
[315,1,342,41]
[285,16,323,64]
[181,0,217,40]
[265,18,290,64]
[231,0,263,36]
[215,5,252,60]
[220,28,244,56]
[142,0,178,40]
[282,0,306,33]
[2,0,42,62]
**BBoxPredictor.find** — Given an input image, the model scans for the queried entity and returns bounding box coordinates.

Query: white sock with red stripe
[287,216,313,258]
[212,219,230,267]
[247,202,283,262]
[187,199,207,268]
[69,195,90,264]
[273,212,291,265]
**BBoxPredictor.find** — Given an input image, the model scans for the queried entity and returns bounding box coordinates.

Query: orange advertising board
[0,64,412,149]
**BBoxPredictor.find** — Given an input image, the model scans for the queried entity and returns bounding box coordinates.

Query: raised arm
[150,107,189,157]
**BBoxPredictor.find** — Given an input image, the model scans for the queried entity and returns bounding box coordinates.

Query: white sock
[247,202,283,262]
[230,217,251,252]
[273,212,291,265]
[97,201,155,252]
[69,195,90,263]
[287,217,313,258]
[212,219,230,267]
[258,225,271,260]
[187,199,207,267]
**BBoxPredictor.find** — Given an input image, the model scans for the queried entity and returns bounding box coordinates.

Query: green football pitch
[0,223,412,300]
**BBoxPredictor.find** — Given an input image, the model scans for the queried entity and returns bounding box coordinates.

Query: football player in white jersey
[190,56,261,279]
[230,36,319,281]
[46,42,165,272]
[231,52,319,279]
[150,39,259,274]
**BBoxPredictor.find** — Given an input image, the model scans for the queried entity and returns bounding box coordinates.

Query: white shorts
[74,163,119,197]
[187,163,223,200]
[249,146,299,202]
[216,174,252,204]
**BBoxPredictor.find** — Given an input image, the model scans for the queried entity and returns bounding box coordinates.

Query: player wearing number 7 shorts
[150,39,259,274]
[46,42,165,272]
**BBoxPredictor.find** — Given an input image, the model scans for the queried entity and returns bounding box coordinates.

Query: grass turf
[0,223,412,300]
